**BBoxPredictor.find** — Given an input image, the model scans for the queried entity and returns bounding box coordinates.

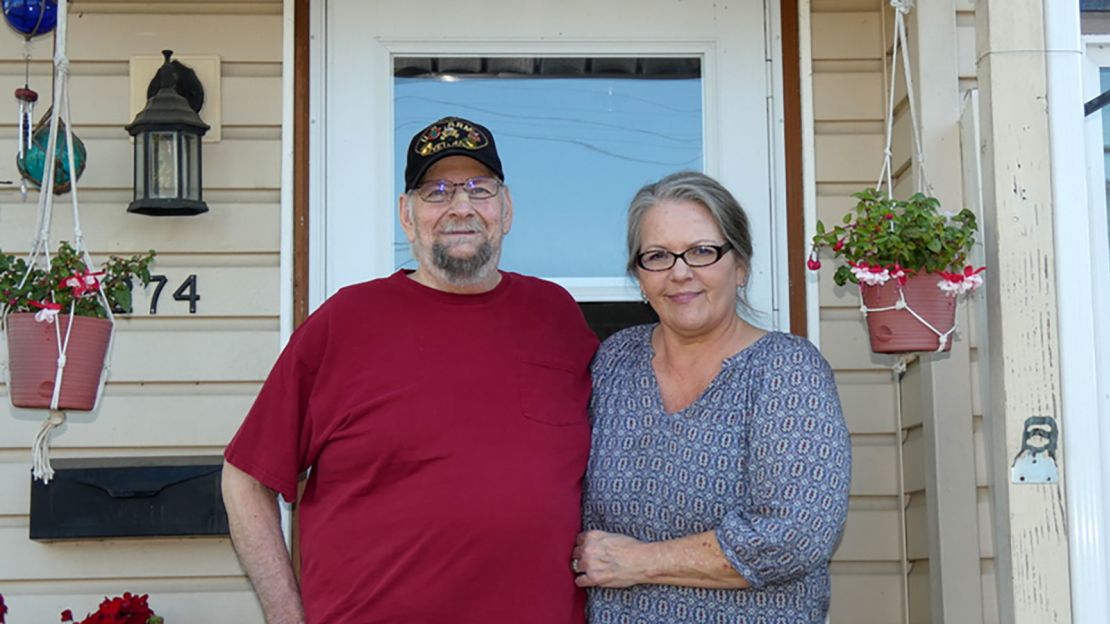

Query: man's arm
[222,460,305,624]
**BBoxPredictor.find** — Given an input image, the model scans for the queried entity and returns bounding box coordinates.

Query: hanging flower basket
[807,190,985,354]
[6,312,112,410]
[2,241,155,411]
[860,273,956,353]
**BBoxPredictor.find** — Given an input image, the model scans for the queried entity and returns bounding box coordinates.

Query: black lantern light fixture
[126,50,209,216]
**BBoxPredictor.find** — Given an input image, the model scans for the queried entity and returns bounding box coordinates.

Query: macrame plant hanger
[861,0,955,353]
[0,0,116,483]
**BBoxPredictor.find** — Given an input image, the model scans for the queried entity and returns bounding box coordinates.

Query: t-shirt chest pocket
[516,357,589,426]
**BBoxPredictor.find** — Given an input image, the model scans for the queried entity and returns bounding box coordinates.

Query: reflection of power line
[395,96,701,144]
[505,132,701,166]
[471,81,702,115]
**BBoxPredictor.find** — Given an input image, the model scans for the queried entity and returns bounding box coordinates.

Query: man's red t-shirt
[225,271,598,623]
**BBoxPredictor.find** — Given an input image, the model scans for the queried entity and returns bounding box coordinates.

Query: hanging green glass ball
[16,122,87,194]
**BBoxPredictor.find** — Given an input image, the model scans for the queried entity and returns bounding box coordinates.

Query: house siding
[0,3,280,622]
[810,3,908,623]
[811,0,993,622]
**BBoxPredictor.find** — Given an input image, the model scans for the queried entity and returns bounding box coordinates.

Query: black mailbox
[30,456,229,540]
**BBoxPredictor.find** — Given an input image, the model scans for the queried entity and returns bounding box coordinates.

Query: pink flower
[60,269,105,298]
[61,609,74,622]
[937,265,987,296]
[833,239,845,252]
[850,261,891,286]
[29,300,62,324]
[884,212,894,220]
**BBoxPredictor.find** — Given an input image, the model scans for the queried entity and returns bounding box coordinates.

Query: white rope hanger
[858,0,952,353]
[0,0,116,483]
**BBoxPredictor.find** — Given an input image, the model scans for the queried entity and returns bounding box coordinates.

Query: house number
[148,274,200,315]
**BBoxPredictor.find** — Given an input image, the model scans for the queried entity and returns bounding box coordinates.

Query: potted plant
[807,188,985,353]
[1,241,155,410]
[0,591,163,624]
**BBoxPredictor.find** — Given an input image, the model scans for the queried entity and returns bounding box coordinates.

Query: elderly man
[222,117,598,624]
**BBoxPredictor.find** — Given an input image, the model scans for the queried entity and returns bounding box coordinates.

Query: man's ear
[500,186,514,235]
[398,194,417,242]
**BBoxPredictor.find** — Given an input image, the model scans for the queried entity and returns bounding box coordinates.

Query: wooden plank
[108,325,278,381]
[0,15,281,62]
[834,503,903,561]
[0,203,280,254]
[811,13,882,61]
[908,559,933,624]
[829,565,905,623]
[815,134,886,182]
[0,264,279,317]
[979,486,995,558]
[818,314,894,371]
[902,426,926,494]
[0,137,283,190]
[905,491,929,561]
[0,325,278,383]
[981,558,1001,624]
[835,370,898,434]
[958,21,977,79]
[0,527,243,579]
[0,74,284,127]
[850,438,900,496]
[0,385,260,457]
[813,72,885,121]
[974,415,989,487]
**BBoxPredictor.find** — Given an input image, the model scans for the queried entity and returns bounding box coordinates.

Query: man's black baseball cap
[404,116,505,191]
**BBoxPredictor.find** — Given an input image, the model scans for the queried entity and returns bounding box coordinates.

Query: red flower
[884,212,894,220]
[806,250,821,271]
[833,239,845,251]
[1,592,7,624]
[61,609,74,622]
[75,593,155,624]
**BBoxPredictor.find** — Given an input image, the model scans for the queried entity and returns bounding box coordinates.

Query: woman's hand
[572,530,652,588]
[572,529,751,590]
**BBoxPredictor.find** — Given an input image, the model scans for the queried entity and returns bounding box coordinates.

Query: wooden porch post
[974,1,1072,622]
[904,2,986,620]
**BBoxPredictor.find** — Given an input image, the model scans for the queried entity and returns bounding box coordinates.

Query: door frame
[295,0,806,334]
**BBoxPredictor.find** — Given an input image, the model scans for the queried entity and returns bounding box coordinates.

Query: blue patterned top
[583,326,851,623]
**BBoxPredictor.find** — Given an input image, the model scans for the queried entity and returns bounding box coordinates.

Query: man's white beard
[431,239,496,285]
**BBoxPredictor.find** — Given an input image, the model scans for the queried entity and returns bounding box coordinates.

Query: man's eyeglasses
[414,176,502,203]
[636,243,733,272]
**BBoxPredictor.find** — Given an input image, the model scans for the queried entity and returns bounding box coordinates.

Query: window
[393,57,703,298]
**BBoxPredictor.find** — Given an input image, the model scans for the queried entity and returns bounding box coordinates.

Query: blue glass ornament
[16,122,87,194]
[2,0,56,39]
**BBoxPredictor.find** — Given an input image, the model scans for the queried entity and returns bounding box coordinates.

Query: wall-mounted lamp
[125,50,209,216]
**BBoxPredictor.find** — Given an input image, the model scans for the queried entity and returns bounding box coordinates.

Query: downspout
[1045,0,1110,619]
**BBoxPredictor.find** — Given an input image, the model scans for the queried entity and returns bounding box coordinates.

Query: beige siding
[811,2,909,622]
[0,3,279,622]
[812,0,991,622]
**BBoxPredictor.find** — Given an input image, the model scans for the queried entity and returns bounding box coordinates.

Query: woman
[575,171,850,622]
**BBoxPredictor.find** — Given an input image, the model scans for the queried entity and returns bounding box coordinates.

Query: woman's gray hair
[626,171,756,316]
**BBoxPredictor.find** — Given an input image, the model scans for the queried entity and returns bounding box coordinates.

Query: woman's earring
[640,291,649,304]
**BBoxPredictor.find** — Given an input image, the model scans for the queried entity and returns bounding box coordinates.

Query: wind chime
[3,0,87,200]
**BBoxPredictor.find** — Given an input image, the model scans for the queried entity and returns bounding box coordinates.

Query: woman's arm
[572,529,750,589]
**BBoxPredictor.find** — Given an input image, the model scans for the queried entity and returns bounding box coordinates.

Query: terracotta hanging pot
[5,313,112,410]
[859,273,957,353]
